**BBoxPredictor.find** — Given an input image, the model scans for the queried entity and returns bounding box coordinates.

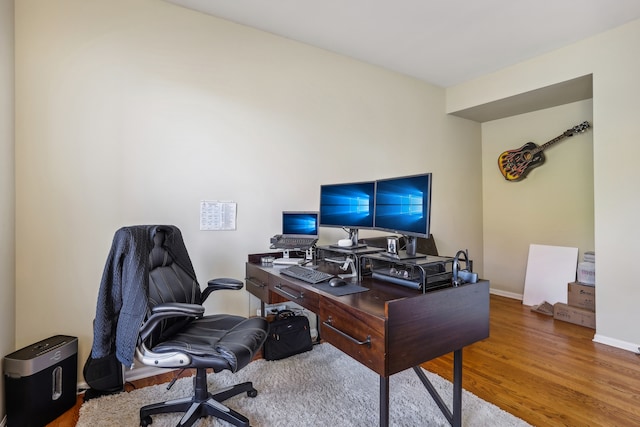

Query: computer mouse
[329,277,348,287]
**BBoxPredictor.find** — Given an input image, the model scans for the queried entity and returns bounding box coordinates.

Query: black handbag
[263,310,313,361]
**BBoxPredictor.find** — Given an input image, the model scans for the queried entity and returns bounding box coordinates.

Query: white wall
[447,19,640,351]
[482,100,594,299]
[14,0,482,380]
[0,0,15,420]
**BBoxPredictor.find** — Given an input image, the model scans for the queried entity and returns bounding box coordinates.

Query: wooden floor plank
[47,295,640,426]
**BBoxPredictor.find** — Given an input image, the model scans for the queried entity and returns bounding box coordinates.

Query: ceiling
[163,0,640,88]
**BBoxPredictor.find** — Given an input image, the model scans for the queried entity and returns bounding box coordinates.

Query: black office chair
[104,225,269,427]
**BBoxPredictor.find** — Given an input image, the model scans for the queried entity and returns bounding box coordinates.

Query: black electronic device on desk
[364,253,455,292]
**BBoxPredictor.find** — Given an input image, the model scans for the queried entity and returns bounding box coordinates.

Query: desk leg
[380,375,389,427]
[315,313,322,343]
[413,348,463,427]
[452,349,462,427]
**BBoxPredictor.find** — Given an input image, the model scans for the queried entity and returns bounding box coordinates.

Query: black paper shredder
[3,335,78,427]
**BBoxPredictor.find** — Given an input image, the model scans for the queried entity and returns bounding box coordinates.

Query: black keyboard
[280,265,334,284]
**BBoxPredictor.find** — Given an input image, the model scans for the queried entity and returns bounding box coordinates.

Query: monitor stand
[381,251,426,260]
[328,228,367,249]
[347,228,366,249]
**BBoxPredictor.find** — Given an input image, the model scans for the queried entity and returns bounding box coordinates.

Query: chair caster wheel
[140,415,153,426]
[247,389,258,398]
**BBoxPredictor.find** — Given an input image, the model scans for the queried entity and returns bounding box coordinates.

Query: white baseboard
[593,334,640,354]
[490,288,524,301]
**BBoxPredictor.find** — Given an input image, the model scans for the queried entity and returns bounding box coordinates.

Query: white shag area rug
[78,343,531,426]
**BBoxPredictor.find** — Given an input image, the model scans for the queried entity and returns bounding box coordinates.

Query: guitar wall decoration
[498,121,591,182]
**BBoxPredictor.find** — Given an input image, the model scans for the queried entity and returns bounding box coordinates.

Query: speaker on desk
[3,335,78,427]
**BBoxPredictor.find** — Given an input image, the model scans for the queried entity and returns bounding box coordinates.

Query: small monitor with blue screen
[374,173,432,259]
[282,211,319,237]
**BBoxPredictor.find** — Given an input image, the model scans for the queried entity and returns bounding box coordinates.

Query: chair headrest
[149,229,174,269]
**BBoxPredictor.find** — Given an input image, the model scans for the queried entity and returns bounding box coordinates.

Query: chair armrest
[151,302,205,316]
[139,302,205,342]
[201,278,244,303]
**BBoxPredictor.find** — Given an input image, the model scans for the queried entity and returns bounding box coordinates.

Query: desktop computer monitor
[374,173,432,259]
[319,180,375,247]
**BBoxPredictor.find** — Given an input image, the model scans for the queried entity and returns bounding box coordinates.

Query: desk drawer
[269,275,319,313]
[245,263,277,303]
[319,299,386,376]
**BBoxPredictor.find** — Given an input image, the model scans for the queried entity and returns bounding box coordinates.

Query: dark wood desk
[245,254,490,426]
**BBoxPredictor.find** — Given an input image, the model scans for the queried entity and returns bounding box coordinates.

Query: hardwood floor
[423,295,640,427]
[48,295,640,426]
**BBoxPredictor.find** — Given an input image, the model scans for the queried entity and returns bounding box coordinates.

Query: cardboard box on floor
[567,281,595,311]
[553,282,596,329]
[553,303,595,329]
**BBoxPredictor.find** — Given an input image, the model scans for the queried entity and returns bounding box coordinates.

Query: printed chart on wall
[200,200,237,231]
[523,244,578,306]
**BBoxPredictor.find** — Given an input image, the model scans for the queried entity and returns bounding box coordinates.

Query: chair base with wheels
[139,367,257,427]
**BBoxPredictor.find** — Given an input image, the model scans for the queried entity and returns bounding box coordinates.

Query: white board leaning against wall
[523,244,578,306]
